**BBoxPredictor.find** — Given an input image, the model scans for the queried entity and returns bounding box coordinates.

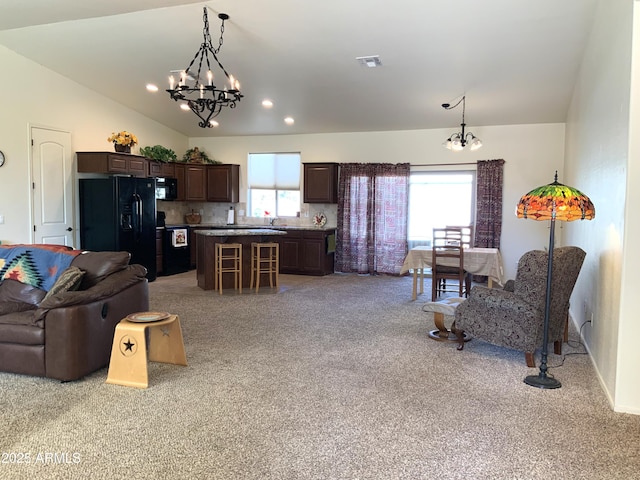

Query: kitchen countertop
[194,228,287,236]
[168,223,336,231]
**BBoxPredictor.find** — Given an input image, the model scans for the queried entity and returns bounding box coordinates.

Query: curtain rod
[410,162,477,167]
[410,160,506,167]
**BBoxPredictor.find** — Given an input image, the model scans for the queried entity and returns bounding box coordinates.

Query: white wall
[564,0,639,413]
[617,0,640,414]
[0,45,188,245]
[190,122,565,279]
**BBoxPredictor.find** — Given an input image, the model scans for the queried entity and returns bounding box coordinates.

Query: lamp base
[524,374,561,389]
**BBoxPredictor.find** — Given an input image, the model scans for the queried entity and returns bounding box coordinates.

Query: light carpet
[1,271,639,480]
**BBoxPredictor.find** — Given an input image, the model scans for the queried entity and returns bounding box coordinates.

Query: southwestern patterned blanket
[0,244,82,291]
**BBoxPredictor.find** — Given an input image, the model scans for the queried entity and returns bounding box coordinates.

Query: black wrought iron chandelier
[442,96,482,151]
[167,7,243,128]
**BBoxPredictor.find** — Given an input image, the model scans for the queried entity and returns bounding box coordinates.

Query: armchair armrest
[463,285,534,312]
[455,286,543,352]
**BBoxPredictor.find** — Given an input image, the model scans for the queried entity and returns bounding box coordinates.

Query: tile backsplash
[158,201,337,228]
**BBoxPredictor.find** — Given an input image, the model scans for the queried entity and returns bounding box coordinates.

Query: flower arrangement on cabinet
[107,131,138,147]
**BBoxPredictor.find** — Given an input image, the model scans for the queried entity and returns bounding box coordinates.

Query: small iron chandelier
[167,7,243,128]
[442,96,482,151]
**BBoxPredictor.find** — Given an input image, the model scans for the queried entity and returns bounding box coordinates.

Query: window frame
[407,169,477,248]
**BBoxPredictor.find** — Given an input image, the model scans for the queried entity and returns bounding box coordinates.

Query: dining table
[400,246,505,300]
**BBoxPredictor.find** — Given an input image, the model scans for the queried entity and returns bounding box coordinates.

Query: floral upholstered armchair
[453,246,586,367]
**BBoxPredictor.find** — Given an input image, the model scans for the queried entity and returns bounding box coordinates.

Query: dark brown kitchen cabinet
[173,164,186,201]
[185,165,207,201]
[303,163,338,203]
[278,228,335,275]
[207,164,240,202]
[148,161,175,177]
[77,152,148,177]
[279,230,303,272]
[301,231,329,274]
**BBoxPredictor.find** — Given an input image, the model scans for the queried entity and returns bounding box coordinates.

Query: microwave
[155,177,178,201]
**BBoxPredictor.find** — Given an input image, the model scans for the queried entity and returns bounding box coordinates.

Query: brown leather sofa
[0,249,149,381]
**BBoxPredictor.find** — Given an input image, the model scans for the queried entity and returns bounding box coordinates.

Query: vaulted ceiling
[0,0,597,137]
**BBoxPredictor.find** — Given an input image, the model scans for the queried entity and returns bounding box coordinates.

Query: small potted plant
[182,147,219,164]
[107,130,138,153]
[139,145,178,163]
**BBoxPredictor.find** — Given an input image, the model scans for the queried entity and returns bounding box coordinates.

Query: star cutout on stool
[161,327,171,337]
[119,335,137,356]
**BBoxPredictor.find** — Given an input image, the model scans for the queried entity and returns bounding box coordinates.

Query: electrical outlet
[590,311,594,327]
[0,214,4,224]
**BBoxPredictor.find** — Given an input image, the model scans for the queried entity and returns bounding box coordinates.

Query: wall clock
[0,151,4,167]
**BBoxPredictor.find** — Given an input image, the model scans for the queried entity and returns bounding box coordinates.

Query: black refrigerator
[79,177,157,281]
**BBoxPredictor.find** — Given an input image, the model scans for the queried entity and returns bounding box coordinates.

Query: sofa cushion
[0,279,46,305]
[0,300,37,315]
[42,266,84,301]
[71,251,131,289]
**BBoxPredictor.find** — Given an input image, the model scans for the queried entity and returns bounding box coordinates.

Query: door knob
[66,227,73,231]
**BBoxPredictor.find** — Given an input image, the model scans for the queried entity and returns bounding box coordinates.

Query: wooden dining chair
[445,225,474,248]
[431,227,471,301]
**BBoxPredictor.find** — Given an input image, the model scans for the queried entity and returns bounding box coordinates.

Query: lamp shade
[516,175,595,222]
[468,136,483,151]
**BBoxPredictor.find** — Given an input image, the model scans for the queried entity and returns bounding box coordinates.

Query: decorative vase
[114,144,131,153]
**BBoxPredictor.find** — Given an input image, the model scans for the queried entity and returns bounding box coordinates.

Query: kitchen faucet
[269,217,277,226]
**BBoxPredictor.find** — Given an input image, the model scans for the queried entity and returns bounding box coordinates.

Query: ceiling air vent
[356,56,382,68]
[170,70,197,81]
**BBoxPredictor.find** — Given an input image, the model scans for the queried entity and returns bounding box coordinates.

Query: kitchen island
[195,229,287,291]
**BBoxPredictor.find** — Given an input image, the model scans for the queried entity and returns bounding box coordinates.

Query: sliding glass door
[408,171,476,249]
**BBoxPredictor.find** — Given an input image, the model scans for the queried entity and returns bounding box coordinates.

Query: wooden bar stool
[106,312,187,389]
[215,243,242,294]
[250,242,279,293]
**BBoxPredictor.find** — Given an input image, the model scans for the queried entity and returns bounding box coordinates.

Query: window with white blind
[248,153,301,217]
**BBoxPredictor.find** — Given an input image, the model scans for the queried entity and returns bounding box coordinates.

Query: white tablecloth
[400,247,505,300]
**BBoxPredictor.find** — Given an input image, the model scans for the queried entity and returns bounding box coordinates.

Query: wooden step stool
[250,242,279,293]
[215,243,243,294]
[106,313,187,388]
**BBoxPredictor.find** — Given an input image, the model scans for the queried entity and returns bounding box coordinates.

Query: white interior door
[31,126,74,246]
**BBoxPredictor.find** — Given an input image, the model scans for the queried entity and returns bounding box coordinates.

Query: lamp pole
[524,206,561,389]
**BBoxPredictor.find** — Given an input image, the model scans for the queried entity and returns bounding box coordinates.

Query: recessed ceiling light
[180,103,190,111]
[284,117,294,125]
[262,99,274,108]
[210,120,219,127]
[146,83,159,92]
